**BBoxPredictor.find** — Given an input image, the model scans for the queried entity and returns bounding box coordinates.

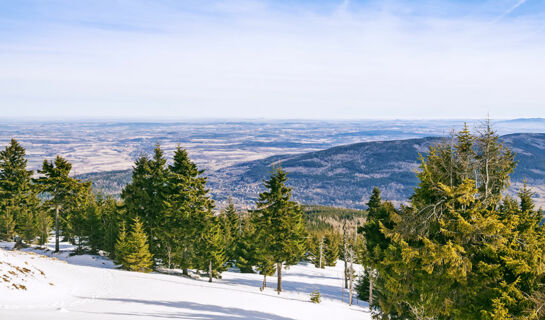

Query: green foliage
[0,208,16,240]
[220,198,240,263]
[0,139,39,242]
[324,232,341,266]
[367,125,545,319]
[198,216,228,281]
[253,167,307,292]
[116,217,153,273]
[121,144,169,259]
[303,205,365,233]
[234,214,259,273]
[310,289,321,303]
[34,155,90,251]
[35,209,51,245]
[163,146,216,273]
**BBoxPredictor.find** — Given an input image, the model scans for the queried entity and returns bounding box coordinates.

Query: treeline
[357,124,545,319]
[0,141,310,291]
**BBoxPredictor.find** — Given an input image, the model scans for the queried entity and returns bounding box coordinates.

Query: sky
[0,0,544,120]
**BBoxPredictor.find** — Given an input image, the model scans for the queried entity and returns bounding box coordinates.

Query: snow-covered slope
[1,243,370,320]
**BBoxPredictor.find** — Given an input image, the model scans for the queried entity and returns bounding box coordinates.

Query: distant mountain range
[77,133,545,209]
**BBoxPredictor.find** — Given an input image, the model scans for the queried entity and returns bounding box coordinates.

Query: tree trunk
[182,247,189,276]
[319,237,324,268]
[261,275,266,291]
[208,260,213,283]
[343,222,348,289]
[369,269,374,307]
[167,245,172,269]
[276,262,282,294]
[349,249,354,306]
[55,205,60,253]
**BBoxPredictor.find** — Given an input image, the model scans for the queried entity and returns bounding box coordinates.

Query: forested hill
[77,133,545,208]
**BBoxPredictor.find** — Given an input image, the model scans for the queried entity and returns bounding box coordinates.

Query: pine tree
[371,125,545,319]
[199,216,227,282]
[164,146,215,274]
[234,214,259,273]
[0,207,15,240]
[85,197,104,253]
[122,144,169,259]
[17,207,36,244]
[102,197,122,258]
[361,187,398,312]
[220,198,240,263]
[519,181,535,212]
[35,209,51,245]
[114,222,129,265]
[253,167,306,293]
[0,139,38,243]
[324,232,340,266]
[117,218,153,273]
[34,156,87,252]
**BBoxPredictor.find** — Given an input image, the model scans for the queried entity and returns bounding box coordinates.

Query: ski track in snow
[0,241,371,320]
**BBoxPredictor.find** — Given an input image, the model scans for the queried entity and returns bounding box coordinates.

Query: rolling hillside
[78,133,545,208]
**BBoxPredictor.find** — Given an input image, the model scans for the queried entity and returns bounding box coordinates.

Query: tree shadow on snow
[77,298,293,320]
[220,277,346,302]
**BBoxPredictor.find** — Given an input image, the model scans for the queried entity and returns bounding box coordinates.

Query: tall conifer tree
[253,167,306,293]
[34,156,87,252]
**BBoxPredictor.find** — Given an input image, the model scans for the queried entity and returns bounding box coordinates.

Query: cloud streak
[494,0,528,22]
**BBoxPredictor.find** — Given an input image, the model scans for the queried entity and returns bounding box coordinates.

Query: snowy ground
[0,241,370,320]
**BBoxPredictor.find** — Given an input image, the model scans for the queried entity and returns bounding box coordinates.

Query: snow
[1,241,371,320]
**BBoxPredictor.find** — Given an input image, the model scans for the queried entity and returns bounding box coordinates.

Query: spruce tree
[0,139,38,242]
[372,125,545,319]
[117,218,153,273]
[199,216,227,282]
[165,146,214,274]
[324,232,340,266]
[234,214,259,273]
[0,208,15,240]
[35,209,51,245]
[102,196,122,257]
[253,167,306,293]
[220,198,240,263]
[122,144,169,259]
[114,222,129,265]
[34,156,87,252]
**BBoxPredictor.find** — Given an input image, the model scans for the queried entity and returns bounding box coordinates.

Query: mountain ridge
[77,133,545,208]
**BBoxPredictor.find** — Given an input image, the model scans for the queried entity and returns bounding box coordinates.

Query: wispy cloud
[0,0,544,119]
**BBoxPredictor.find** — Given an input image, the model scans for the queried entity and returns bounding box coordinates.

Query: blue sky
[0,0,544,120]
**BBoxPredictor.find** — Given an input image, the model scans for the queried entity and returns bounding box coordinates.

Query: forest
[1,123,545,319]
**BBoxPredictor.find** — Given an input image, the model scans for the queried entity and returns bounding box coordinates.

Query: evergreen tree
[199,216,227,282]
[361,187,398,313]
[324,232,341,266]
[114,222,129,265]
[35,209,51,245]
[0,208,15,240]
[17,207,36,244]
[519,181,535,212]
[102,197,122,257]
[164,146,214,274]
[122,144,169,259]
[0,139,39,242]
[372,126,545,319]
[253,167,306,293]
[234,214,259,273]
[220,198,240,263]
[85,196,104,253]
[117,218,153,273]
[34,156,88,252]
